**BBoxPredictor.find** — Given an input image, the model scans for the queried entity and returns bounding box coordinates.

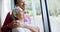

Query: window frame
[40,0,51,32]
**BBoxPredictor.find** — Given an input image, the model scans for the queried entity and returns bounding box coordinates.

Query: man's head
[14,0,25,10]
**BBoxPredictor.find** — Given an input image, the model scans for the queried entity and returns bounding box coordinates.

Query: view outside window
[25,0,44,32]
[47,0,60,32]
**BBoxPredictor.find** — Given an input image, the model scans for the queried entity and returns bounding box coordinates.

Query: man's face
[17,0,25,10]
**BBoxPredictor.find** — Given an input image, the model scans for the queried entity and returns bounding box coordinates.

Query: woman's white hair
[12,7,23,20]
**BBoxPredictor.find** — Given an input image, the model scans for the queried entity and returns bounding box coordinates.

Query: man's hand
[7,20,20,28]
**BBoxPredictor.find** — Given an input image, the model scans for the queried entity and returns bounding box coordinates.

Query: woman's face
[16,11,24,20]
[17,0,25,10]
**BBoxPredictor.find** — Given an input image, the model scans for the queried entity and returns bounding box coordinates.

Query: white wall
[1,0,11,26]
[0,0,2,32]
[0,0,2,23]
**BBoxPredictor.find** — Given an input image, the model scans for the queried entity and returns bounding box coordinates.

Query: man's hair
[14,0,22,5]
[14,0,18,5]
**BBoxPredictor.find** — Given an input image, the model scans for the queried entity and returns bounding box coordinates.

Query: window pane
[47,0,60,32]
[25,0,44,32]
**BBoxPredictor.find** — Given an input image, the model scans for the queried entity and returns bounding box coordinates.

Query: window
[1,0,53,32]
[25,0,44,32]
[47,0,60,32]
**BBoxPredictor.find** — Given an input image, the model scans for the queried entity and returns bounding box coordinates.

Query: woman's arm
[21,24,40,32]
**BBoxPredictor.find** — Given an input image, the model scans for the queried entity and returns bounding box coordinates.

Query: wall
[1,0,11,26]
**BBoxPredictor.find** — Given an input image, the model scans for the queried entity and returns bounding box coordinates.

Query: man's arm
[1,12,12,32]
